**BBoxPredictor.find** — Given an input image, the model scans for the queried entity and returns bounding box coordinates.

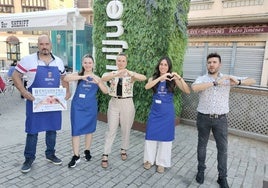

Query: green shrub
[93,0,189,123]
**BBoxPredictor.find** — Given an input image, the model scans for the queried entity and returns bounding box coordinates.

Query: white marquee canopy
[0,8,85,31]
[0,8,86,72]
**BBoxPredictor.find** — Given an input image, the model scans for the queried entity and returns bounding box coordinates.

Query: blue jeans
[196,113,228,178]
[24,131,57,160]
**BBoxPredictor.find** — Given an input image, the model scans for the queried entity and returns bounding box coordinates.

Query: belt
[198,112,226,119]
[113,96,132,99]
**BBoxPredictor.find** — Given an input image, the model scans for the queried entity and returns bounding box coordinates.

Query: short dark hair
[207,53,221,63]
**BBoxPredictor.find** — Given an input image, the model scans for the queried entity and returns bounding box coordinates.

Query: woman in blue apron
[64,54,107,168]
[143,56,190,173]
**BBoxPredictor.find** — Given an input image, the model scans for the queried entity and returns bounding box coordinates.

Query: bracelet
[213,81,218,86]
[238,79,241,85]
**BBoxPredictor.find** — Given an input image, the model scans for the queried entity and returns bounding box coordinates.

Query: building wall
[48,0,73,9]
[0,0,93,68]
[188,0,267,25]
[182,0,268,139]
[185,0,268,87]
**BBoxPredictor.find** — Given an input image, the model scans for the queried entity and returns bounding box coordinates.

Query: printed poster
[32,88,67,113]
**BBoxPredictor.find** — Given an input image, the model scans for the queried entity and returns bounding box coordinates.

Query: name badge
[155,99,161,104]
[79,94,86,98]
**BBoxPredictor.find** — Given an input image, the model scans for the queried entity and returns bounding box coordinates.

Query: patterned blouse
[108,72,134,98]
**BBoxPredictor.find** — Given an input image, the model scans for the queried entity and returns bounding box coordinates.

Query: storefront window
[29,43,38,54]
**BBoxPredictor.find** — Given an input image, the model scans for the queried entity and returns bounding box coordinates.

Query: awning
[0,8,86,72]
[0,8,85,31]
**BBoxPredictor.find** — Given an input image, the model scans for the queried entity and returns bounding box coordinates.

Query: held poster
[32,88,67,113]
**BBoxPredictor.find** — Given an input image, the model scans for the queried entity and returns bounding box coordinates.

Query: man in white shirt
[12,34,71,173]
[191,53,255,188]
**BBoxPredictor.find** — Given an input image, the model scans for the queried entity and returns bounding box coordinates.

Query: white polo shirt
[15,52,66,88]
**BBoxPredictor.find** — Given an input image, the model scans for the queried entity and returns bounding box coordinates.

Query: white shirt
[15,53,66,88]
[192,73,246,115]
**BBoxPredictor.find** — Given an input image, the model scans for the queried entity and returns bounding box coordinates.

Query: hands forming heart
[83,75,100,85]
[167,75,174,80]
[163,73,175,81]
[159,72,182,82]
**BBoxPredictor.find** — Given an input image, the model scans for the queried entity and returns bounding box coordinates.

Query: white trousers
[143,140,172,167]
[104,97,135,154]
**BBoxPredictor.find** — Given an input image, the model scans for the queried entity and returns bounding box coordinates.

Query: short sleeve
[192,76,205,85]
[55,57,66,75]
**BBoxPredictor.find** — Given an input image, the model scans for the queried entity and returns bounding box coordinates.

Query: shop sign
[1,20,29,29]
[188,25,268,36]
[102,0,128,70]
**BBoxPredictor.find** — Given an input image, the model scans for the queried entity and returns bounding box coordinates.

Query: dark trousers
[196,112,228,178]
[24,131,57,160]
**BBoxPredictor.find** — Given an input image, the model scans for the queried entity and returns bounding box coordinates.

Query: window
[183,42,265,86]
[22,0,47,35]
[0,0,13,5]
[0,0,14,13]
[29,43,38,54]
[21,0,46,12]
[21,0,46,7]
[6,36,20,61]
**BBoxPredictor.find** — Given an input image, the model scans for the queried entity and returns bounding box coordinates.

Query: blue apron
[71,77,98,136]
[145,81,175,141]
[25,65,61,134]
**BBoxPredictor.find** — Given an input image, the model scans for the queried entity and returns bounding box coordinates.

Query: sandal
[101,154,108,168]
[120,149,127,161]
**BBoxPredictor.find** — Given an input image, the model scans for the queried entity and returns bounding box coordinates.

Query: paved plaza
[0,90,268,188]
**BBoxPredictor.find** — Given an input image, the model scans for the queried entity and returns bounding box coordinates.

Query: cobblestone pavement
[0,90,268,188]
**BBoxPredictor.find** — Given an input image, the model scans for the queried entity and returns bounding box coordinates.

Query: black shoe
[196,171,204,184]
[68,155,80,168]
[217,177,229,188]
[21,159,34,173]
[84,150,92,161]
[46,155,62,165]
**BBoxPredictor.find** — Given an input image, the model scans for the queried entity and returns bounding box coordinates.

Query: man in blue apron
[12,35,71,173]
